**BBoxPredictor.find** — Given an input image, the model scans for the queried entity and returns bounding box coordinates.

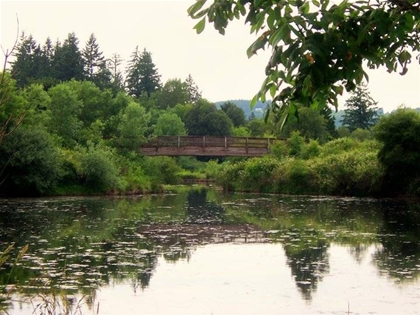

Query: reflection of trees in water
[348,244,370,264]
[185,189,226,224]
[373,201,420,282]
[283,233,330,301]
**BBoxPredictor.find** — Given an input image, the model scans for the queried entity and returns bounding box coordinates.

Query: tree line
[1,28,419,198]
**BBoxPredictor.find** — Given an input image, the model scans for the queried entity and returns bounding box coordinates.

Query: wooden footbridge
[140,136,277,157]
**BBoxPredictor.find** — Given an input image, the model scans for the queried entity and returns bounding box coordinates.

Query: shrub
[301,139,321,160]
[287,131,304,156]
[350,128,373,141]
[374,108,420,196]
[0,127,63,196]
[274,158,317,194]
[80,144,120,192]
[142,156,182,186]
[310,150,382,196]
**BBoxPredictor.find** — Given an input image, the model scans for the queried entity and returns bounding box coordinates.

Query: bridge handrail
[141,136,277,149]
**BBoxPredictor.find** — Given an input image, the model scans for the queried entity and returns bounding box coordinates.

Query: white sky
[1,0,419,113]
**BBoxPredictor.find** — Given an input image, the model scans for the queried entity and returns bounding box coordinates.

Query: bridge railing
[142,136,275,149]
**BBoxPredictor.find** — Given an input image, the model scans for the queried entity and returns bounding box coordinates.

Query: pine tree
[82,33,111,89]
[341,84,379,132]
[11,33,39,87]
[185,74,202,104]
[52,32,84,82]
[108,53,124,95]
[125,47,161,98]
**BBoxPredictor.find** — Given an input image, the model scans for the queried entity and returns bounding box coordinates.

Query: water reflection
[1,188,420,314]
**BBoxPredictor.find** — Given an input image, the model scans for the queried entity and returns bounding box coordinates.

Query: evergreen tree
[52,32,84,82]
[11,33,40,87]
[82,33,111,89]
[108,53,124,94]
[185,74,202,104]
[341,85,379,132]
[125,47,161,98]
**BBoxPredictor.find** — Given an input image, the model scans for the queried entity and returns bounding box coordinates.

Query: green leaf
[250,93,259,109]
[246,35,267,58]
[269,23,290,46]
[194,18,206,34]
[187,0,207,18]
[299,2,311,15]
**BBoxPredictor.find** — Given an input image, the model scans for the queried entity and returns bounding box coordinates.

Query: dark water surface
[0,187,419,314]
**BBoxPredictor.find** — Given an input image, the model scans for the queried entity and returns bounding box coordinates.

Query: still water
[0,187,419,315]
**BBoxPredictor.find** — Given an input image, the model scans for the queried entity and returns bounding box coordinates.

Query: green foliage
[117,101,150,151]
[188,0,420,122]
[231,126,251,137]
[287,131,305,157]
[278,106,332,143]
[320,137,360,156]
[310,150,383,196]
[118,160,151,193]
[374,108,420,196]
[142,156,182,188]
[79,143,120,192]
[275,158,316,195]
[337,126,351,138]
[155,78,189,109]
[47,83,84,147]
[220,101,246,127]
[246,118,267,137]
[349,128,373,141]
[82,33,112,89]
[0,127,63,196]
[301,139,321,160]
[184,99,232,136]
[270,141,288,160]
[125,47,162,98]
[154,112,186,136]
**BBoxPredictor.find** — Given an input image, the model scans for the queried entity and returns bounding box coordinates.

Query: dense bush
[0,127,63,196]
[79,144,120,192]
[374,108,420,197]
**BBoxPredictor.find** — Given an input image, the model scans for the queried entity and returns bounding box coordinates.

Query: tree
[154,112,187,136]
[11,33,42,88]
[341,84,379,132]
[0,127,62,196]
[279,106,331,143]
[125,47,161,98]
[220,101,246,127]
[108,53,125,95]
[188,0,420,124]
[184,99,232,136]
[117,101,150,151]
[156,78,189,109]
[52,32,84,82]
[47,82,84,147]
[82,33,111,89]
[374,108,420,196]
[185,74,202,104]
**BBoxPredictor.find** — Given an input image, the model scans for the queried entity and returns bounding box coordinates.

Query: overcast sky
[1,0,419,113]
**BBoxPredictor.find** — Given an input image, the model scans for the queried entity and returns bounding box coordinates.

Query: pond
[0,186,419,315]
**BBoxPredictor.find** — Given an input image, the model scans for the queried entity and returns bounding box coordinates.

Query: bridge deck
[140,136,276,157]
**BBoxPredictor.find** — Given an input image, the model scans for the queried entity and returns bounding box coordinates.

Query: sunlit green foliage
[154,112,187,136]
[116,102,150,151]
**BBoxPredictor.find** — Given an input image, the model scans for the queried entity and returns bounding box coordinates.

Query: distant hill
[215,99,270,119]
